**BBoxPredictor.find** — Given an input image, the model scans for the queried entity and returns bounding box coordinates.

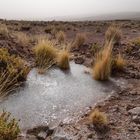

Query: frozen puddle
[0,62,122,130]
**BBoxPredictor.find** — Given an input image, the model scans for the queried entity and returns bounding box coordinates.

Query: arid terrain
[0,19,140,140]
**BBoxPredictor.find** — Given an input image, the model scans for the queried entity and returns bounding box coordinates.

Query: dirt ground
[0,19,140,140]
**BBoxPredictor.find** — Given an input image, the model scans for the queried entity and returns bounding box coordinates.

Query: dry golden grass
[0,24,9,38]
[72,33,86,48]
[90,43,100,55]
[89,109,107,125]
[92,41,113,81]
[132,37,140,46]
[0,48,30,97]
[113,53,126,70]
[57,49,70,70]
[34,34,49,43]
[0,111,20,140]
[56,31,66,43]
[14,32,30,46]
[34,40,57,73]
[105,25,122,44]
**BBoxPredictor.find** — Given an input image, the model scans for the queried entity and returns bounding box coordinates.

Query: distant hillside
[56,12,140,21]
[74,12,140,21]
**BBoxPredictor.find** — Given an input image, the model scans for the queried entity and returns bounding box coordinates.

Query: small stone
[74,56,84,64]
[37,131,47,140]
[87,133,93,138]
[132,115,140,124]
[128,107,140,115]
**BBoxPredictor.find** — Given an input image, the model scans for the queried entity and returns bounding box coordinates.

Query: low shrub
[34,40,57,73]
[0,111,20,140]
[105,25,122,44]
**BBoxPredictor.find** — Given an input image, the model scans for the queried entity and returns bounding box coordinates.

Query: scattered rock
[132,115,140,124]
[74,56,84,64]
[27,126,49,136]
[128,107,140,115]
[37,131,47,140]
[51,135,69,140]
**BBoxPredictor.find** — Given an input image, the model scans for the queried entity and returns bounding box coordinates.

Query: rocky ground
[0,19,140,140]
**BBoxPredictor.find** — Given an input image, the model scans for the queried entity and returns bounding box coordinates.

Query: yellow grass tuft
[0,111,20,140]
[132,37,140,46]
[57,50,70,70]
[105,25,122,44]
[34,40,57,73]
[92,41,113,81]
[14,32,30,46]
[0,48,30,97]
[113,53,126,70]
[56,31,66,44]
[89,109,107,125]
[0,24,9,38]
[72,33,86,48]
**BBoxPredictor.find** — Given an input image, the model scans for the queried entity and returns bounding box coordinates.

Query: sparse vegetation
[113,53,126,70]
[105,25,122,44]
[72,33,86,48]
[90,43,100,55]
[0,24,9,38]
[89,109,107,125]
[0,111,20,140]
[132,37,140,46]
[14,32,30,46]
[92,41,113,81]
[57,49,70,70]
[56,31,66,43]
[0,48,30,97]
[34,40,57,73]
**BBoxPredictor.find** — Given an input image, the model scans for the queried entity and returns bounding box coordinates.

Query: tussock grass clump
[72,33,86,48]
[92,41,113,81]
[90,43,100,55]
[0,111,20,140]
[113,53,126,70]
[105,25,122,44]
[14,32,30,46]
[34,40,57,72]
[132,37,140,46]
[0,48,30,97]
[57,50,70,70]
[56,31,66,43]
[0,24,9,38]
[89,109,107,125]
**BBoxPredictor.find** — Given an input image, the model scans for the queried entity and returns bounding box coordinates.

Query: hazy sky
[0,0,140,20]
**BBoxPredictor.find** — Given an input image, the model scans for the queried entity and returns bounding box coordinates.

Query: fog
[0,0,140,20]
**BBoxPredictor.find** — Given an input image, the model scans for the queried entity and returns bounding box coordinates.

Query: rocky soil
[0,19,140,139]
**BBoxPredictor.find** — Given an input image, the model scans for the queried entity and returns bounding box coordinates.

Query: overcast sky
[0,0,140,20]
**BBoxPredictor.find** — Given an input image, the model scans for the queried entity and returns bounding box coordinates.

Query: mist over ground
[0,0,140,21]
